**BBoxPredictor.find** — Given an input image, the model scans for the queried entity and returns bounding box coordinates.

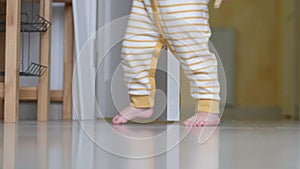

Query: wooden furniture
[0,0,74,123]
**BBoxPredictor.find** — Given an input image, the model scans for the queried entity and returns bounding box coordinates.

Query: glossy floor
[0,120,299,169]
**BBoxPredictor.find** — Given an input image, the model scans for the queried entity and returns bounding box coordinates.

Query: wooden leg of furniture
[38,0,53,121]
[0,30,4,119]
[0,100,3,119]
[4,0,21,123]
[63,3,74,120]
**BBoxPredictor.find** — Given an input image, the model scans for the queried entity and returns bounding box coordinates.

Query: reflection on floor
[0,120,299,169]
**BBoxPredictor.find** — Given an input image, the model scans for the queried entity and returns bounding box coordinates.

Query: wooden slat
[50,90,63,102]
[0,3,5,82]
[38,0,52,121]
[20,87,37,100]
[0,82,3,98]
[0,2,4,119]
[0,31,5,83]
[63,4,74,120]
[0,82,3,119]
[1,86,63,101]
[63,3,74,120]
[0,100,3,119]
[19,87,63,102]
[4,0,21,123]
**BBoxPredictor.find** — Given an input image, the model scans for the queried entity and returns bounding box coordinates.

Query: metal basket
[0,63,47,77]
[0,12,51,32]
[20,62,47,77]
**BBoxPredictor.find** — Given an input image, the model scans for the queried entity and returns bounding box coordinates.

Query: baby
[113,0,224,126]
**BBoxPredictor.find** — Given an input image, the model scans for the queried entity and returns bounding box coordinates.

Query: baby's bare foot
[183,112,220,127]
[112,106,153,125]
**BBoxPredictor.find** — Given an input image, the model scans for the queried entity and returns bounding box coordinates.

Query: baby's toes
[120,117,128,124]
[183,119,191,126]
[112,115,119,122]
[199,121,206,126]
[191,119,200,126]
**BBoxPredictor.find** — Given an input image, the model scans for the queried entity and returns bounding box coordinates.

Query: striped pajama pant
[121,0,220,113]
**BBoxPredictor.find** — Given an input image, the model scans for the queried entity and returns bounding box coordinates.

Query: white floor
[0,120,299,169]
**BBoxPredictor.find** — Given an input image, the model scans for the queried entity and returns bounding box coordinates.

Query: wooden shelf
[19,87,63,102]
[0,0,74,122]
[0,86,63,102]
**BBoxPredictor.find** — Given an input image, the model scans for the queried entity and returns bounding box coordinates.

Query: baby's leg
[113,36,164,124]
[157,0,221,126]
[112,0,164,124]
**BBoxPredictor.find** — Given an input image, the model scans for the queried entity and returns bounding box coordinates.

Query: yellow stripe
[125,75,149,80]
[161,16,208,22]
[191,91,219,95]
[166,30,210,35]
[121,57,152,62]
[186,58,217,66]
[131,12,148,17]
[128,81,150,85]
[187,71,218,76]
[172,41,207,48]
[129,18,153,25]
[194,78,218,82]
[163,23,209,29]
[168,36,210,41]
[122,62,150,68]
[125,32,159,38]
[127,25,155,31]
[122,45,155,49]
[190,85,220,88]
[121,51,154,55]
[186,65,218,75]
[132,5,145,10]
[175,48,209,54]
[123,69,149,75]
[160,9,208,15]
[180,54,213,60]
[181,55,201,61]
[124,39,158,42]
[145,2,207,8]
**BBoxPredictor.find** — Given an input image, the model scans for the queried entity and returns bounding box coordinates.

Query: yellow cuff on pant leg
[130,95,154,108]
[197,99,220,114]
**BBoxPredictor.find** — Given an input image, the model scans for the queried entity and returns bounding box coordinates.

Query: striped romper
[121,0,220,113]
